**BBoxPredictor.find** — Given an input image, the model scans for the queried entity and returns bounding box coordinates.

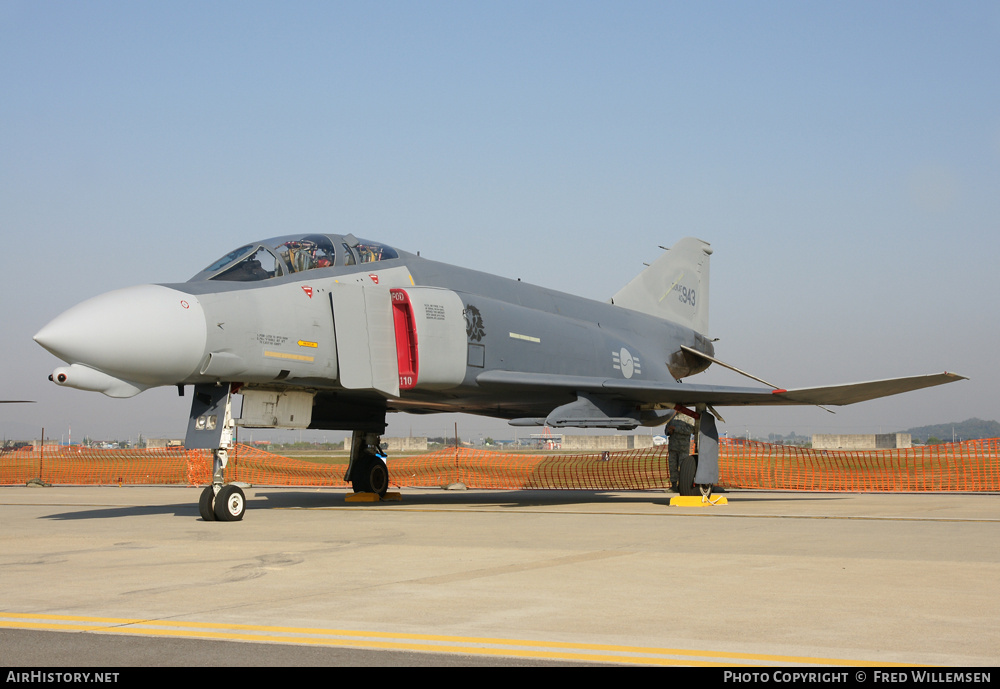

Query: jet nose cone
[35,285,207,387]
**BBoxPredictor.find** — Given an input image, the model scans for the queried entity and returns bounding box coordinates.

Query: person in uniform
[666,411,695,491]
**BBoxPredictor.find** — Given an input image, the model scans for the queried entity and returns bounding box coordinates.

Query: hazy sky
[2,1,998,444]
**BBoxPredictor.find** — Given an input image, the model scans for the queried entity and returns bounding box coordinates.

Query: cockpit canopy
[190,234,402,282]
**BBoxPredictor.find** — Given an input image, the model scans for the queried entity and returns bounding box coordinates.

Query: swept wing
[477,370,966,408]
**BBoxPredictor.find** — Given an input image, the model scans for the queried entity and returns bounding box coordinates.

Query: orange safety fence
[719,438,1000,492]
[192,443,350,487]
[383,447,672,490]
[1,438,998,491]
[0,446,203,486]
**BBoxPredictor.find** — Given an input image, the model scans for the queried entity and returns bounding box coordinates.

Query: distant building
[145,438,183,449]
[384,437,428,452]
[559,435,657,451]
[812,434,912,450]
[343,437,428,452]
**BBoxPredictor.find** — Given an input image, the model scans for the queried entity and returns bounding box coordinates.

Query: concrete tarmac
[0,485,997,667]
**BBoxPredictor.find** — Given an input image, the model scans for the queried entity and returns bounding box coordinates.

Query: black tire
[368,457,389,496]
[678,455,699,496]
[214,485,246,521]
[199,485,217,521]
[349,454,367,493]
[351,454,389,497]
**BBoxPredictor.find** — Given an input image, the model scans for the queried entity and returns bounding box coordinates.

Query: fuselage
[35,234,714,427]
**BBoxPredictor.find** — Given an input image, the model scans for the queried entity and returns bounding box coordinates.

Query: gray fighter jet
[34,234,964,519]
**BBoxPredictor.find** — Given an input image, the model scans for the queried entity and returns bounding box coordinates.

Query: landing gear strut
[187,385,245,521]
[346,430,389,497]
[676,404,715,499]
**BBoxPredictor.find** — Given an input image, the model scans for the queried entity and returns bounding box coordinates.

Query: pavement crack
[408,550,635,585]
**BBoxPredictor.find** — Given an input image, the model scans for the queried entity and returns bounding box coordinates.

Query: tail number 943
[674,284,696,307]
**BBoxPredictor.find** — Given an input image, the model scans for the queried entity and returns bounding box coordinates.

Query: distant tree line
[901,418,1000,444]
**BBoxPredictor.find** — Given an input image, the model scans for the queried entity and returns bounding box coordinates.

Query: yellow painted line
[659,271,684,303]
[263,350,314,362]
[508,332,541,343]
[0,613,911,667]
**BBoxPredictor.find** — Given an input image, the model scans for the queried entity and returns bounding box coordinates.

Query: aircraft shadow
[252,488,675,509]
[37,489,848,520]
[42,503,202,520]
[253,488,849,509]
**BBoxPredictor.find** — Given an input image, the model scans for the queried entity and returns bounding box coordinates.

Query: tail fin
[610,237,712,335]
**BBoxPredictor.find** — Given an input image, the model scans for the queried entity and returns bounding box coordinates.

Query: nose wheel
[215,485,246,520]
[199,484,246,521]
[199,485,216,521]
[199,446,246,521]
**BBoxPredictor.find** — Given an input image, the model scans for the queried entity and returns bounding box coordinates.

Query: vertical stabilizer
[611,237,712,335]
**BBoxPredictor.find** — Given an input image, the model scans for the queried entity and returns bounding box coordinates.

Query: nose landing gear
[199,448,247,521]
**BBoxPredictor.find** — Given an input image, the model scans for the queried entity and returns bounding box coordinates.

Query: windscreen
[192,234,400,282]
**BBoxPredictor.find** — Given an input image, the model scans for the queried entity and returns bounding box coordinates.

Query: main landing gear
[677,455,712,498]
[346,430,389,497]
[199,447,246,521]
[675,404,716,500]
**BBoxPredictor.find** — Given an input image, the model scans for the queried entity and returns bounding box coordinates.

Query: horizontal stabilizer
[766,372,968,406]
